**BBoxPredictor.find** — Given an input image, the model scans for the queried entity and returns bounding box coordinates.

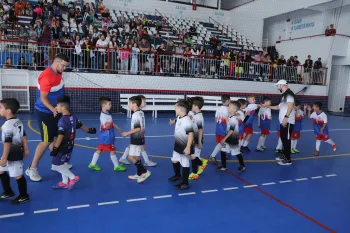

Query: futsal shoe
[114,164,127,172]
[52,182,68,189]
[291,149,296,154]
[88,163,102,171]
[208,156,218,164]
[241,146,251,152]
[314,150,319,156]
[201,158,208,168]
[275,149,283,154]
[144,161,157,167]
[11,195,29,205]
[277,159,292,166]
[188,173,199,180]
[237,166,246,172]
[138,170,151,183]
[175,182,189,190]
[0,191,15,200]
[255,147,264,152]
[128,174,140,180]
[168,175,182,182]
[332,144,337,151]
[293,148,300,153]
[216,166,227,172]
[25,167,42,182]
[197,165,206,175]
[261,145,267,150]
[67,176,80,190]
[119,158,131,165]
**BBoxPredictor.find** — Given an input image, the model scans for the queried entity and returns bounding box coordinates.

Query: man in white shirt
[266,80,295,166]
[96,34,109,70]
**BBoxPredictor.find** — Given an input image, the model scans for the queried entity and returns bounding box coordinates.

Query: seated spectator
[18,57,29,69]
[326,24,336,36]
[3,57,14,69]
[314,58,322,69]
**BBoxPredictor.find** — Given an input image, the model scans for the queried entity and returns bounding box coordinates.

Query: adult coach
[268,80,295,166]
[26,54,69,181]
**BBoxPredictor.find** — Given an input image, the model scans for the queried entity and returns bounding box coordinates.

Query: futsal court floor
[0,112,349,233]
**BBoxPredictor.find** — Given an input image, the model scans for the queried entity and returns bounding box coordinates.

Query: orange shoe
[314,150,319,156]
[332,144,337,151]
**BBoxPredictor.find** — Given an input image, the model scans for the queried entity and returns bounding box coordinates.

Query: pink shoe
[67,176,80,190]
[52,182,68,189]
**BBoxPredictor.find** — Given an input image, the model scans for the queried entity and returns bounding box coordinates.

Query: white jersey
[174,115,194,154]
[278,92,295,124]
[244,104,258,114]
[1,118,25,161]
[190,112,204,144]
[130,110,145,145]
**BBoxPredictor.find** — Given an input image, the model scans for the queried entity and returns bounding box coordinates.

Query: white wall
[263,10,324,46]
[228,0,331,46]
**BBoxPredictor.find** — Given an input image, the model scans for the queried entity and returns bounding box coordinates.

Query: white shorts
[0,160,24,177]
[129,144,142,156]
[221,143,240,156]
[171,151,190,167]
[191,146,201,159]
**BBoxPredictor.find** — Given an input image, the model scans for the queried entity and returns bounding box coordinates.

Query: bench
[120,94,185,118]
[186,95,243,111]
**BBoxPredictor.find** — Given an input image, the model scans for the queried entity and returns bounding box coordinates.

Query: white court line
[34,208,59,214]
[97,201,119,206]
[126,198,147,202]
[0,212,24,219]
[243,185,258,188]
[153,195,172,199]
[325,174,337,177]
[178,192,196,196]
[279,180,293,184]
[295,178,308,181]
[201,189,218,193]
[311,176,323,179]
[67,204,90,210]
[262,182,276,186]
[223,187,239,191]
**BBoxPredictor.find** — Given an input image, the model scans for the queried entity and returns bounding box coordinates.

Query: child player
[241,95,258,151]
[89,97,126,172]
[168,99,194,190]
[0,98,30,204]
[256,97,272,151]
[305,102,336,156]
[119,95,157,167]
[188,97,207,180]
[51,96,97,189]
[209,94,230,163]
[217,101,246,172]
[122,96,151,183]
[291,100,303,154]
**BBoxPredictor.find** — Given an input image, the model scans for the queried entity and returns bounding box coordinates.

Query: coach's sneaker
[67,176,80,190]
[168,175,182,182]
[128,174,140,180]
[175,182,189,190]
[208,156,217,164]
[114,164,127,172]
[52,182,68,189]
[188,173,199,180]
[11,195,29,205]
[332,144,337,151]
[314,150,319,156]
[275,155,285,161]
[138,170,151,183]
[88,163,102,171]
[25,167,42,182]
[119,158,131,165]
[144,161,157,167]
[0,191,15,200]
[255,147,264,152]
[275,149,283,154]
[277,159,292,166]
[216,166,227,172]
[237,166,246,172]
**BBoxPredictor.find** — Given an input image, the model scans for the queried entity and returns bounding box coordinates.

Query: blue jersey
[310,111,328,135]
[98,112,115,145]
[215,105,229,136]
[292,109,303,132]
[258,107,271,130]
[244,104,258,128]
[57,115,82,153]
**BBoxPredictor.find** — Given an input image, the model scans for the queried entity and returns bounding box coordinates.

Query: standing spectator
[183,46,192,74]
[18,57,29,69]
[95,34,109,70]
[293,56,300,66]
[131,43,140,74]
[25,54,70,182]
[138,37,150,72]
[174,43,184,74]
[3,57,14,69]
[303,55,313,84]
[213,45,223,77]
[268,80,295,166]
[190,44,199,76]
[314,58,322,69]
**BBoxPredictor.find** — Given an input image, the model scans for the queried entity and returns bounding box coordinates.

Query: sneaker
[88,163,102,171]
[0,191,15,200]
[278,159,292,166]
[208,156,217,164]
[114,164,127,172]
[261,145,267,149]
[314,150,319,156]
[291,149,296,154]
[275,149,283,154]
[332,144,337,151]
[201,158,208,168]
[255,147,264,152]
[119,158,131,165]
[216,166,227,172]
[144,161,157,167]
[25,167,42,182]
[52,182,68,189]
[175,182,189,190]
[128,174,140,180]
[197,165,206,175]
[237,166,246,172]
[275,155,285,161]
[293,148,300,153]
[138,170,151,183]
[11,195,29,205]
[188,173,199,180]
[241,146,250,152]
[67,176,80,190]
[168,175,182,182]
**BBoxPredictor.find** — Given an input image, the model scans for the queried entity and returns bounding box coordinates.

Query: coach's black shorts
[35,109,59,143]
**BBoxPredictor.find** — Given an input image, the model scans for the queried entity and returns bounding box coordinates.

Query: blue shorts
[52,152,72,166]
[35,109,60,143]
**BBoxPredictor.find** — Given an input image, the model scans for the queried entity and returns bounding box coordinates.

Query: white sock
[291,139,295,149]
[211,143,223,158]
[142,151,150,163]
[294,140,298,149]
[261,136,266,147]
[239,139,243,147]
[316,140,321,151]
[243,140,249,147]
[257,136,264,148]
[91,152,100,165]
[62,174,69,184]
[121,147,129,160]
[276,138,283,150]
[110,155,119,167]
[325,139,335,146]
[54,164,75,180]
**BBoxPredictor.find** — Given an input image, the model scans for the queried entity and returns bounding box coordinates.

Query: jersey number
[18,126,22,133]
